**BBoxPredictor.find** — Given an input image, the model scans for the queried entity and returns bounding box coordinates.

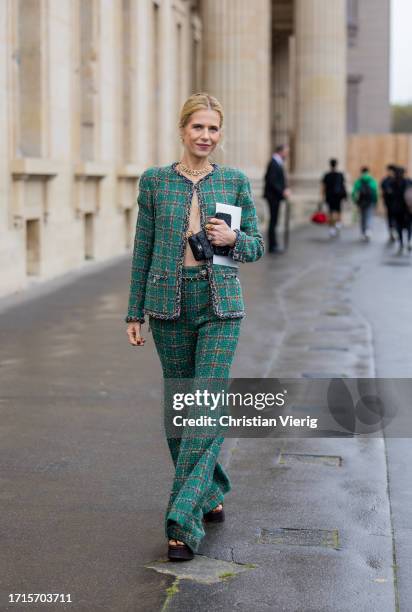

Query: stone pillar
[158,0,175,166]
[201,0,271,180]
[272,35,291,149]
[293,0,346,188]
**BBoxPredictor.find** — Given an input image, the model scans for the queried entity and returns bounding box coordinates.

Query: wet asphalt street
[0,216,411,611]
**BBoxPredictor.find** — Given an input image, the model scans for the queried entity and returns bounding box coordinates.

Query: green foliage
[392,104,412,133]
[219,571,236,581]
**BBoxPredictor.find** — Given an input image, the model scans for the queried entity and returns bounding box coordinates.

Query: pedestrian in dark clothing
[263,144,290,254]
[352,166,378,242]
[391,166,412,254]
[321,158,347,237]
[381,164,397,243]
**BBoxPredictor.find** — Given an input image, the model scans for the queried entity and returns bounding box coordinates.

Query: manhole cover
[302,372,348,379]
[308,346,349,352]
[258,527,339,549]
[323,309,350,316]
[279,453,342,467]
[382,259,411,267]
[313,326,362,332]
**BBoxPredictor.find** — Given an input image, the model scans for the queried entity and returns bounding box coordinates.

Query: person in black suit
[263,144,290,253]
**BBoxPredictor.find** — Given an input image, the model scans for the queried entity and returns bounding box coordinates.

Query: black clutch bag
[188,230,214,260]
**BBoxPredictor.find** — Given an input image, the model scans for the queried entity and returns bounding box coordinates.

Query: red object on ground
[311,211,328,224]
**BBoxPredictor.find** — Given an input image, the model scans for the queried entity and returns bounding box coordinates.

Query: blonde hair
[179,92,224,129]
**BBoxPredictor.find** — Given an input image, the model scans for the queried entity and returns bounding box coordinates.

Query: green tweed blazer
[125,162,264,323]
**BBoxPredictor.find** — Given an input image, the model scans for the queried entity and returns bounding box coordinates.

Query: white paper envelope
[212,203,241,268]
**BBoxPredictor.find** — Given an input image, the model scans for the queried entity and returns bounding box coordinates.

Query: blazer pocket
[214,270,244,315]
[148,271,169,282]
[222,271,239,279]
[144,270,171,313]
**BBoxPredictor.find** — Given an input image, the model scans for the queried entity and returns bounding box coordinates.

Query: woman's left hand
[205,218,236,247]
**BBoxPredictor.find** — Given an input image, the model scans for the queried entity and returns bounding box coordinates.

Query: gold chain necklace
[178,161,212,177]
[178,161,212,240]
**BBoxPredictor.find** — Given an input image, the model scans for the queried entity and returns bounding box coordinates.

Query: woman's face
[180,109,222,160]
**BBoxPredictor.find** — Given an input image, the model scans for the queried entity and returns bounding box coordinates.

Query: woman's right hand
[126,322,146,346]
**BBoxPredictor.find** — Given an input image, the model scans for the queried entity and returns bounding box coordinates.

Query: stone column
[158,0,175,165]
[201,0,271,180]
[293,0,346,188]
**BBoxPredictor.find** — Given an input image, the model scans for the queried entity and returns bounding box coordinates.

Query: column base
[289,174,321,226]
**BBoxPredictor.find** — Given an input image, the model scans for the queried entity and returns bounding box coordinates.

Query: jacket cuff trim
[125,316,145,324]
[228,228,246,262]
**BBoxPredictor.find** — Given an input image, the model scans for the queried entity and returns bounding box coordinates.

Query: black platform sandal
[168,539,194,561]
[203,503,225,523]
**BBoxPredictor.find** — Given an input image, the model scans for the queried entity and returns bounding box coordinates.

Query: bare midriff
[183,188,206,266]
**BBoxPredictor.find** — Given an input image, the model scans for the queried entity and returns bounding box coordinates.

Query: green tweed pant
[149,264,241,553]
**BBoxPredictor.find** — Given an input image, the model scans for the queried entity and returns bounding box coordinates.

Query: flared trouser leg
[149,272,241,553]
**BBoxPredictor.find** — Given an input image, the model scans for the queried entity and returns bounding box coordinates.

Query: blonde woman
[125,93,263,560]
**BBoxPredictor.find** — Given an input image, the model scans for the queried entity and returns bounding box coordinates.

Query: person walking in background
[381,164,397,243]
[391,166,412,254]
[321,158,347,237]
[352,166,378,242]
[263,144,291,254]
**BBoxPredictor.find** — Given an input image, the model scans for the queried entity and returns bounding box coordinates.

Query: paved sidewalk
[161,221,395,612]
[0,218,408,611]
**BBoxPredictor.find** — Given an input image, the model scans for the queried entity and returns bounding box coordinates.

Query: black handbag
[188,230,214,260]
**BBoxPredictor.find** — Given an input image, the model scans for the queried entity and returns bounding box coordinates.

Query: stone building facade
[347,0,391,134]
[0,0,390,298]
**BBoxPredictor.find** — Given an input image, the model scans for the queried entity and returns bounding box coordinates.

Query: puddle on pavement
[145,555,256,584]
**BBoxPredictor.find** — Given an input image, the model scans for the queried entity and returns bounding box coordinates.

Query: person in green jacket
[351,166,379,241]
[125,93,264,562]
